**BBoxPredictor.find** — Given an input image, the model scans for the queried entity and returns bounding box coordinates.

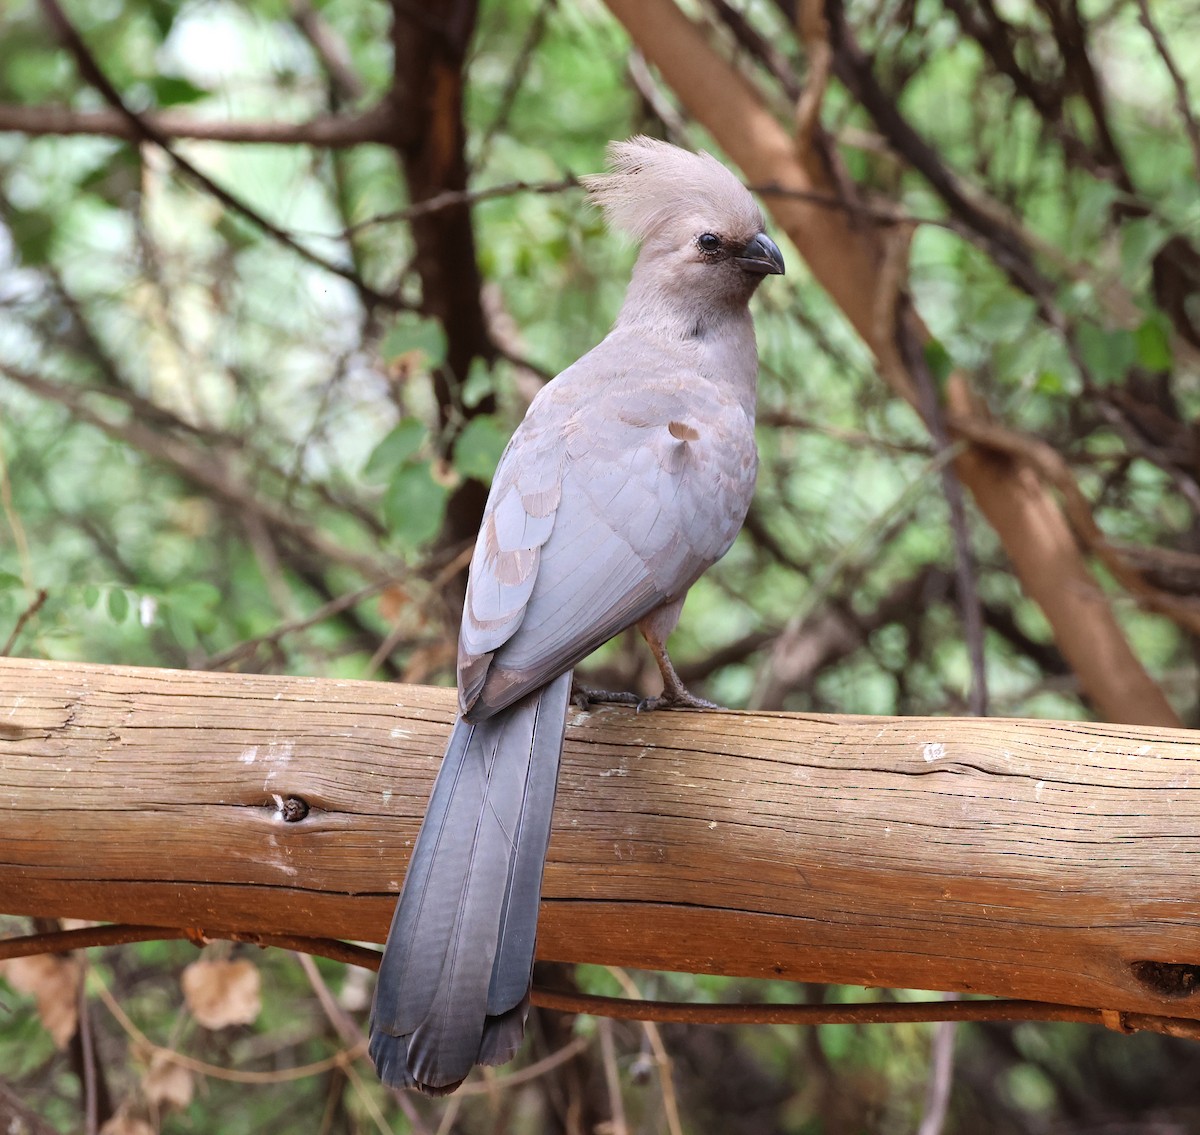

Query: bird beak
[735,232,785,276]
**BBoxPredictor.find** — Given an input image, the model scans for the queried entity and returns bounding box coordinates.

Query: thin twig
[629,49,689,142]
[748,442,966,709]
[597,1018,629,1135]
[91,975,367,1084]
[0,427,34,587]
[203,580,392,670]
[917,994,959,1135]
[7,924,1200,1040]
[474,0,554,170]
[607,967,684,1135]
[1,588,48,655]
[897,308,989,717]
[77,957,99,1135]
[345,176,582,234]
[290,0,367,103]
[1132,0,1200,183]
[0,363,397,583]
[36,0,398,310]
[296,952,431,1135]
[950,413,1200,638]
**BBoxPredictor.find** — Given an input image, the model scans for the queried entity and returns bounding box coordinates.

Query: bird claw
[573,681,719,713]
[571,682,641,710]
[635,690,719,713]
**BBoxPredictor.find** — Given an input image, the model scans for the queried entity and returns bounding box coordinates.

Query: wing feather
[458,332,757,720]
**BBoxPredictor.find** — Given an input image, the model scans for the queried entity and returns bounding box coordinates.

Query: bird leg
[635,621,718,712]
[572,599,719,712]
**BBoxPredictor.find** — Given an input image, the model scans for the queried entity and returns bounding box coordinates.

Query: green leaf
[382,463,450,548]
[1134,314,1173,372]
[151,75,209,107]
[170,581,222,611]
[1035,370,1065,395]
[7,205,56,266]
[166,582,220,635]
[107,588,129,623]
[462,358,495,410]
[144,0,181,37]
[453,416,510,484]
[0,571,23,590]
[364,418,427,481]
[1076,322,1135,384]
[1120,216,1168,285]
[166,605,199,652]
[380,313,447,367]
[974,295,1036,340]
[81,584,100,608]
[923,339,953,387]
[78,147,142,210]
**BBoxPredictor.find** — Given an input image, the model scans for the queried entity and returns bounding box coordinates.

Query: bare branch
[290,0,369,104]
[0,101,391,147]
[1133,0,1200,183]
[0,363,397,583]
[36,0,400,310]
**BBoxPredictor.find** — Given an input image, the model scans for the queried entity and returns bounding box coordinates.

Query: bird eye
[697,233,722,253]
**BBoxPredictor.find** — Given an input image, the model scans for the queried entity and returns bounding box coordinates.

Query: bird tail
[369,670,572,1094]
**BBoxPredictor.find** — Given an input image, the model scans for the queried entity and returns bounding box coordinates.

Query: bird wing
[458,332,757,718]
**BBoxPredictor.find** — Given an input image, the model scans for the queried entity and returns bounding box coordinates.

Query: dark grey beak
[735,232,785,276]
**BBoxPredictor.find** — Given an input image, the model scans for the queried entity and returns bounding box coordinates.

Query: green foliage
[453,414,509,483]
[382,462,450,548]
[379,312,448,368]
[364,417,428,481]
[2,0,1200,1129]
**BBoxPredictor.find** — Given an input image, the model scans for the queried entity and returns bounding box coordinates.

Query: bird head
[584,136,784,312]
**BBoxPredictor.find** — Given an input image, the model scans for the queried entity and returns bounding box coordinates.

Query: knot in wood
[280,796,310,823]
[1129,961,1200,999]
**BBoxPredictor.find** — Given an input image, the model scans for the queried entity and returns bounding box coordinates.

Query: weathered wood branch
[3,657,1200,1025]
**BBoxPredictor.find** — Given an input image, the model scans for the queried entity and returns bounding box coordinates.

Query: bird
[368,135,785,1094]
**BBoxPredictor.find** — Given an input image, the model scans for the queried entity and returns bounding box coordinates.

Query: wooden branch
[3,657,1200,1026]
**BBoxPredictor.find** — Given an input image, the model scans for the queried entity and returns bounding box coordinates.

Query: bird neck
[615,271,761,417]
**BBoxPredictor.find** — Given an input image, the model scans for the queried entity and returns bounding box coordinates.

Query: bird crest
[583,135,764,243]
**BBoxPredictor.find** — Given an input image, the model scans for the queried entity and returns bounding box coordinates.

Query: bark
[386,0,496,570]
[3,657,1200,1025]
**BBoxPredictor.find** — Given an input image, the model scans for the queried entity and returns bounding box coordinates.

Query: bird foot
[573,681,720,713]
[635,687,719,713]
[571,682,641,710]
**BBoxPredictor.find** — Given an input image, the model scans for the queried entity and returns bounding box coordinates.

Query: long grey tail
[368,670,572,1094]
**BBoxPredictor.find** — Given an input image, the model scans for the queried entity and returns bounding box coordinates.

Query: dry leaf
[0,954,80,1048]
[181,958,261,1029]
[100,1107,157,1135]
[377,584,411,624]
[141,1051,194,1111]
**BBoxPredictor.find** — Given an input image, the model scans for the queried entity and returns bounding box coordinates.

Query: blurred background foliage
[1,0,1200,1131]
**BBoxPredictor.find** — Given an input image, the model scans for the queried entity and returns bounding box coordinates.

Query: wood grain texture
[2,656,1200,1020]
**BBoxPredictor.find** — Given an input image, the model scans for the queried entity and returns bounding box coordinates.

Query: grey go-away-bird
[368,136,784,1093]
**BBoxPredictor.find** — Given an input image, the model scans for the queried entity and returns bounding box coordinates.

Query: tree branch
[4,656,1200,1029]
[0,102,391,146]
